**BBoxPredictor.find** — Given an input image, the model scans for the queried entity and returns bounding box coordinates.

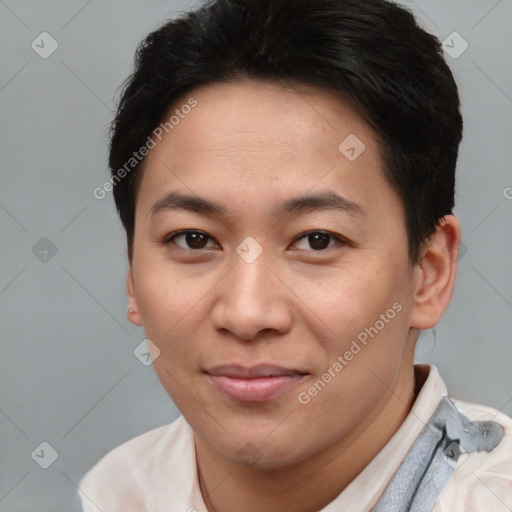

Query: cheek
[134,259,211,326]
[132,269,208,373]
[292,310,409,453]
[307,264,401,345]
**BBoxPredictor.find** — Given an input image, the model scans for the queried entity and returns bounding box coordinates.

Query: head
[110,0,463,468]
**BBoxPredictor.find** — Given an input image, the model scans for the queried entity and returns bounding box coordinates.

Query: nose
[210,251,293,341]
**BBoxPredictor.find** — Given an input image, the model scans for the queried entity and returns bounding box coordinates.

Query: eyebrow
[148,190,366,220]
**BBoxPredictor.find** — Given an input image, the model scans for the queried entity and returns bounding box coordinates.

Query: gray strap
[371,397,504,512]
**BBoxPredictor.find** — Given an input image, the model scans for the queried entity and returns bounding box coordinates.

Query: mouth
[204,364,309,402]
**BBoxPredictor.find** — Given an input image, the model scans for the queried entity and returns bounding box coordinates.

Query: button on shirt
[78,365,512,511]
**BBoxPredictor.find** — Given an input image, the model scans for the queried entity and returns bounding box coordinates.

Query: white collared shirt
[78,365,512,511]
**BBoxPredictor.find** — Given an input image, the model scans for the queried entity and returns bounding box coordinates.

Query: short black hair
[108,0,463,263]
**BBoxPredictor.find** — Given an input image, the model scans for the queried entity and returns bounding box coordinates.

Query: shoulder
[78,415,191,511]
[434,398,512,512]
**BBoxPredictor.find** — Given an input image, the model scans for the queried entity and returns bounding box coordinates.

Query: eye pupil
[186,231,208,249]
[309,232,330,250]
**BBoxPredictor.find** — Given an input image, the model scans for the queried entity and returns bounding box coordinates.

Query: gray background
[1,0,511,510]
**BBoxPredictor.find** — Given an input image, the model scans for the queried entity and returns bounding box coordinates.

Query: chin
[206,425,315,470]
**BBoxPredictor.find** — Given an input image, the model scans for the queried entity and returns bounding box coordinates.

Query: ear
[126,265,143,326]
[409,215,461,330]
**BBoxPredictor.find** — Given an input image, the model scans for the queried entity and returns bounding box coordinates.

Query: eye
[290,231,348,251]
[163,230,218,250]
[162,229,348,252]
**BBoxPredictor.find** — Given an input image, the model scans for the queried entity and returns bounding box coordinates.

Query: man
[80,0,512,510]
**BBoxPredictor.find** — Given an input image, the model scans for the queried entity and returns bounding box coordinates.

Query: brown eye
[292,231,346,251]
[164,230,216,250]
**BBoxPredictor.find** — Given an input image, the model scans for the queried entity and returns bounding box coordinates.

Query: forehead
[135,80,397,223]
[161,80,374,158]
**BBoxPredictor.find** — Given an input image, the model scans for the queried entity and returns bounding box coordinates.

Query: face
[127,80,421,468]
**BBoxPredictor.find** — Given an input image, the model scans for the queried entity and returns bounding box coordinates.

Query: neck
[196,352,418,512]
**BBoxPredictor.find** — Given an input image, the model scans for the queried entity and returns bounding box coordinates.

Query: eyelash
[161,229,349,252]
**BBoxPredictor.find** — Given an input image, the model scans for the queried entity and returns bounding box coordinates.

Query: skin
[126,80,461,511]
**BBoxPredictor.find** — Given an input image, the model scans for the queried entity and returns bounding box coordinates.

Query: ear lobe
[409,215,461,330]
[126,265,143,326]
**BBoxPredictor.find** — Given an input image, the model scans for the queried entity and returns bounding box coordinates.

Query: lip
[205,364,309,402]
